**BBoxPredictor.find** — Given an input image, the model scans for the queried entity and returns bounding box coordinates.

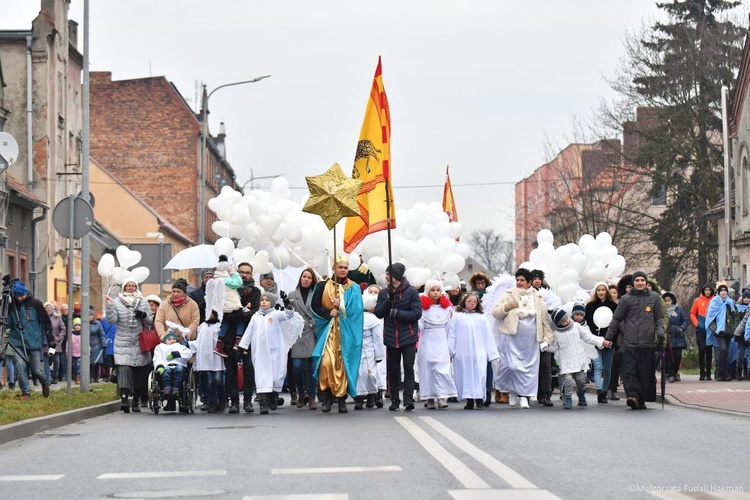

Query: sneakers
[388,400,400,411]
[519,397,529,409]
[243,399,254,413]
[437,398,449,409]
[20,393,31,400]
[404,402,415,412]
[508,392,518,407]
[213,340,228,358]
[42,384,50,398]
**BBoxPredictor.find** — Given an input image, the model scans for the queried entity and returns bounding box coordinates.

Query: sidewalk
[660,373,750,415]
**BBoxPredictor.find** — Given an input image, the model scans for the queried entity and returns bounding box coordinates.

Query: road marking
[0,475,64,481]
[98,470,227,479]
[395,416,490,489]
[243,495,348,500]
[449,490,560,499]
[271,466,401,474]
[420,417,538,489]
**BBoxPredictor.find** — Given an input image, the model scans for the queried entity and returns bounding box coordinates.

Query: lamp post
[240,167,284,192]
[199,75,271,245]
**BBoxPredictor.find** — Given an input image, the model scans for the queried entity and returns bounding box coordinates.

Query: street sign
[53,196,94,238]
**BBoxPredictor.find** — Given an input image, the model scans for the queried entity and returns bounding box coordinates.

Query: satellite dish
[0,132,19,169]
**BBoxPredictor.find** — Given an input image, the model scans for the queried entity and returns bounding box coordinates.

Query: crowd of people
[2,261,749,414]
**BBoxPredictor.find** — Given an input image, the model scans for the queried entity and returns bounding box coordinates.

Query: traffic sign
[53,196,94,238]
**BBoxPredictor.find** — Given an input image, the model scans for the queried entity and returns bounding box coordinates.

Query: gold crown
[331,254,349,266]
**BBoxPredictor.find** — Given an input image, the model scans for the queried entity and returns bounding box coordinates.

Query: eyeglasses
[238,271,253,275]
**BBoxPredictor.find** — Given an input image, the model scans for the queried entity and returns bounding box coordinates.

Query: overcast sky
[2,1,674,242]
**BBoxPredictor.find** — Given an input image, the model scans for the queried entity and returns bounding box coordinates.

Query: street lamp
[199,75,271,245]
[240,167,285,192]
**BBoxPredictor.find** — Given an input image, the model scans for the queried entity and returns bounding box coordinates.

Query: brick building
[90,72,239,247]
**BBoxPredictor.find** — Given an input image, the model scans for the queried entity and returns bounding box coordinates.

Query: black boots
[259,395,269,415]
[338,396,348,413]
[541,392,554,407]
[120,390,130,413]
[354,396,364,410]
[366,394,376,409]
[375,391,384,408]
[597,391,608,404]
[321,390,333,413]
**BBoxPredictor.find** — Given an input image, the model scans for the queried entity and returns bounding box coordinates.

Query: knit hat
[163,330,178,342]
[261,291,277,304]
[172,278,188,293]
[44,301,54,309]
[742,290,750,300]
[121,278,139,290]
[73,317,82,327]
[571,303,586,316]
[551,308,568,327]
[12,281,28,297]
[530,269,545,280]
[201,269,215,278]
[145,294,162,305]
[662,292,677,304]
[424,279,443,293]
[260,272,274,281]
[386,263,406,282]
[632,270,648,282]
[717,282,729,293]
[216,255,230,273]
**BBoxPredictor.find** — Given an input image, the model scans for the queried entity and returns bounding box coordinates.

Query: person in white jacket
[236,290,303,415]
[418,279,457,409]
[193,310,226,413]
[153,330,193,401]
[356,291,385,409]
[544,308,611,409]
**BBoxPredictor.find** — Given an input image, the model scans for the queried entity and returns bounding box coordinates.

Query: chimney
[216,121,226,159]
[68,19,78,49]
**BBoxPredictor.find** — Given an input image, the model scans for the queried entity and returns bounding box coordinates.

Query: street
[1,397,748,500]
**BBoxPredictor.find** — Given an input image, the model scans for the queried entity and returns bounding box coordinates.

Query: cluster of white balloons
[208,179,331,275]
[519,229,624,329]
[353,201,469,289]
[97,245,150,286]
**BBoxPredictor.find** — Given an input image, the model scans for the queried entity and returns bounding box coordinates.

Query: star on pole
[302,163,363,230]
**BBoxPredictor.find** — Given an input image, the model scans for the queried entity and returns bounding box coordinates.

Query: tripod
[0,275,27,365]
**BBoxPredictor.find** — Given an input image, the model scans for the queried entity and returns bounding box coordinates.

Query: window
[652,180,667,206]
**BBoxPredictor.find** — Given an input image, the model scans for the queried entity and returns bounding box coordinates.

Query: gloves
[389,309,398,319]
[539,341,548,352]
[656,335,665,348]
[156,365,165,375]
[235,346,246,359]
[280,290,291,308]
[504,300,519,312]
[134,310,147,319]
[48,347,56,356]
[166,350,182,361]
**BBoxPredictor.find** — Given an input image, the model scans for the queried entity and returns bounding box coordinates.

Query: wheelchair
[148,363,197,414]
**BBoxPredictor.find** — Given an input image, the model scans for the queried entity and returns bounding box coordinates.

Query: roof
[4,174,47,208]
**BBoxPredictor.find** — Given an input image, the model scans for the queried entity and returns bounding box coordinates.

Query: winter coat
[153,342,192,370]
[705,294,738,348]
[155,297,200,341]
[585,298,618,340]
[8,296,53,352]
[239,279,262,326]
[546,321,604,374]
[88,319,106,363]
[106,295,152,367]
[71,331,82,357]
[374,279,422,348]
[287,286,317,358]
[491,287,554,344]
[605,288,664,348]
[189,284,208,324]
[666,304,689,349]
[101,317,116,356]
[690,292,713,331]
[49,313,67,354]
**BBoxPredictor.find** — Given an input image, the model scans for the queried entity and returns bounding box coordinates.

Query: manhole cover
[113,490,226,498]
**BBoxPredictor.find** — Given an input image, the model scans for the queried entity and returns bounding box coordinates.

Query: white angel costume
[447,311,499,401]
[418,297,457,400]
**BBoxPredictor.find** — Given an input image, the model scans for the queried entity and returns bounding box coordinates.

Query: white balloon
[116,245,142,270]
[368,256,388,276]
[270,177,290,199]
[253,250,272,274]
[554,246,573,267]
[418,223,436,240]
[405,267,433,288]
[258,214,282,236]
[593,307,614,328]
[455,242,471,259]
[212,221,230,238]
[214,237,235,258]
[573,289,591,303]
[130,266,150,284]
[442,272,460,291]
[97,254,115,278]
[607,255,626,278]
[270,246,290,269]
[437,237,457,255]
[578,234,596,250]
[595,232,612,247]
[519,261,533,271]
[229,204,250,226]
[441,254,465,274]
[570,253,588,274]
[449,222,463,239]
[347,253,361,270]
[558,268,579,286]
[537,229,554,245]
[529,249,540,263]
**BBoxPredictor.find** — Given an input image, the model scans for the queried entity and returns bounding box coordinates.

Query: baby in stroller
[153,330,192,400]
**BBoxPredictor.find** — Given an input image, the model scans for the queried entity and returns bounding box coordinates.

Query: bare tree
[468,229,514,276]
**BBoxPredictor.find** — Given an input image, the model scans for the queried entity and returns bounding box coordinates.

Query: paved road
[1,395,749,500]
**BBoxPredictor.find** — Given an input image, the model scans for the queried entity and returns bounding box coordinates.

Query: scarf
[257,306,273,317]
[171,295,186,307]
[119,290,141,307]
[514,287,537,318]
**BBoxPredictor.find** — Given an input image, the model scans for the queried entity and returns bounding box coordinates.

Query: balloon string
[282,242,324,281]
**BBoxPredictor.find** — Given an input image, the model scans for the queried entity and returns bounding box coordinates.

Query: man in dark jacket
[234,262,262,412]
[374,263,422,411]
[189,269,214,324]
[7,280,54,398]
[605,270,664,410]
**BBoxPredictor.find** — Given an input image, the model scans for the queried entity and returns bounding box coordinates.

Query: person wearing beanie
[662,292,688,383]
[705,282,738,381]
[571,303,586,325]
[235,261,263,413]
[105,277,153,413]
[312,255,364,413]
[7,280,54,398]
[237,287,304,415]
[608,274,634,400]
[491,268,554,410]
[259,272,279,295]
[189,269,214,324]
[544,308,610,409]
[690,283,715,380]
[155,278,200,343]
[416,279,457,410]
[374,262,422,411]
[605,270,664,410]
[153,329,192,401]
[585,282,619,403]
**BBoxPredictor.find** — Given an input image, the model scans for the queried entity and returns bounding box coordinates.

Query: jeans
[593,348,614,392]
[52,353,66,381]
[3,356,17,384]
[72,357,81,380]
[199,371,224,406]
[42,351,52,381]
[14,349,49,395]
[716,335,732,379]
[695,329,713,377]
[218,310,245,344]
[292,357,316,398]
[224,348,255,403]
[537,351,552,398]
[386,344,416,404]
[560,371,586,398]
[161,365,185,391]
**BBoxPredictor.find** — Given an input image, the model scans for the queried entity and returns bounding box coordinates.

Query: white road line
[0,475,64,481]
[243,495,348,500]
[271,466,401,474]
[97,470,227,479]
[449,489,561,499]
[420,417,538,490]
[395,416,490,489]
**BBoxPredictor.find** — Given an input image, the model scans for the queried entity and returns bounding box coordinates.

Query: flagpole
[385,176,394,292]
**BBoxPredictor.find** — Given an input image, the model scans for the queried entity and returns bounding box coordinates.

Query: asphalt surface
[0,392,748,500]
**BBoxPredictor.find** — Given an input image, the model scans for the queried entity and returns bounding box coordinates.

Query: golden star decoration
[303,163,363,230]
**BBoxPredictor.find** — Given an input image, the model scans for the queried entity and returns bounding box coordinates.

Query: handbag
[139,329,160,353]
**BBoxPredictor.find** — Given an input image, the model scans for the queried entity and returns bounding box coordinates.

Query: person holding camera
[105,278,152,413]
[7,280,54,399]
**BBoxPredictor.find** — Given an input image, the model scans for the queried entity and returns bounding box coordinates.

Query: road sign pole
[66,195,74,394]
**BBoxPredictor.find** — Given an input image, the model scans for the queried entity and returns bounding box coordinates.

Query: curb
[0,400,120,446]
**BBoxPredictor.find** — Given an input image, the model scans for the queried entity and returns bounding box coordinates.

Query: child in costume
[153,330,192,400]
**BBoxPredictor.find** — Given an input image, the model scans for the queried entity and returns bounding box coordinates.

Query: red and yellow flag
[442,165,458,223]
[343,57,396,253]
